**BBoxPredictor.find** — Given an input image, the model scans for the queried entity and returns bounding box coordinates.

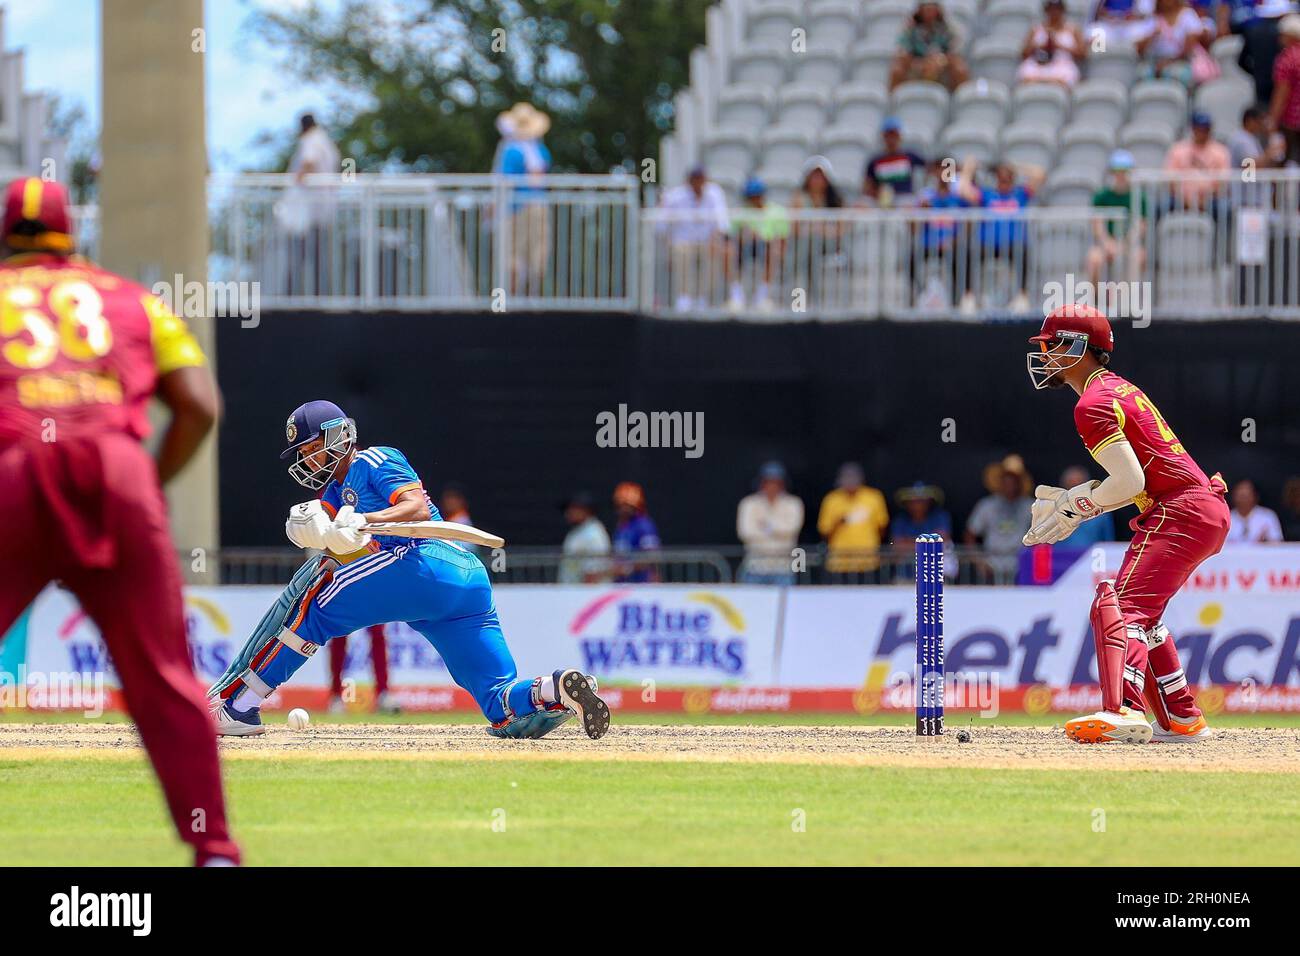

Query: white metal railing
[640,206,1132,320]
[60,169,1300,319]
[208,173,639,311]
[70,204,98,262]
[1132,169,1300,319]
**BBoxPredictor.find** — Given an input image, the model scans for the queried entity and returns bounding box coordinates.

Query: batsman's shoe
[1065,705,1152,745]
[1151,713,1212,743]
[213,700,266,737]
[555,668,610,740]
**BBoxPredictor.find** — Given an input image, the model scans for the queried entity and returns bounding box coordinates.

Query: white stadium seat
[970,36,1023,90]
[775,85,831,135]
[731,42,789,87]
[985,0,1037,43]
[1157,214,1216,308]
[941,125,999,166]
[1119,123,1175,169]
[850,37,898,88]
[704,129,758,179]
[1059,124,1116,172]
[1194,76,1255,138]
[863,0,914,45]
[833,84,888,130]
[1129,80,1188,138]
[758,127,814,179]
[819,127,869,186]
[748,0,803,45]
[791,49,848,86]
[1012,83,1069,131]
[891,81,951,143]
[1071,79,1129,132]
[716,85,772,131]
[1000,123,1057,169]
[952,80,1010,131]
[808,1,862,49]
[1045,166,1103,206]
[1085,41,1138,87]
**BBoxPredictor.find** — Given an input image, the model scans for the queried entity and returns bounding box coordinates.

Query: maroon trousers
[0,436,239,865]
[329,624,389,698]
[1116,488,1231,718]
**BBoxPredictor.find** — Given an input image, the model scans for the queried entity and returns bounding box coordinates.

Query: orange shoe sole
[1065,717,1119,744]
[1065,716,1152,745]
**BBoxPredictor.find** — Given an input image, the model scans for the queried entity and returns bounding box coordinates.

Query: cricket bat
[361,520,505,549]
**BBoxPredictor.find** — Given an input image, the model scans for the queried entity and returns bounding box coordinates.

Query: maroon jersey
[1073,368,1222,512]
[0,252,205,445]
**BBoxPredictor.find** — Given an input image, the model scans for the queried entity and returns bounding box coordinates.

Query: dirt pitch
[2,721,1299,773]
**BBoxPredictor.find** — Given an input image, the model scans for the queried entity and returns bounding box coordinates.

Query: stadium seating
[662,0,1259,202]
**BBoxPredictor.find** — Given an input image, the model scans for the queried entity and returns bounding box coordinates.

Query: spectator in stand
[736,461,805,585]
[1226,478,1284,542]
[817,462,890,582]
[439,484,484,562]
[890,482,953,551]
[1017,0,1089,89]
[328,626,398,714]
[1280,477,1300,540]
[559,492,611,584]
[1054,466,1116,548]
[1220,0,1293,106]
[956,157,1046,314]
[916,160,971,310]
[1164,111,1231,210]
[1229,104,1288,167]
[727,176,789,313]
[1087,150,1147,285]
[864,118,927,207]
[1089,0,1158,47]
[290,112,341,184]
[494,102,553,295]
[281,113,342,287]
[792,156,849,307]
[965,455,1034,584]
[660,165,729,312]
[612,482,661,582]
[890,0,970,91]
[792,155,846,212]
[1136,0,1212,88]
[1270,14,1300,164]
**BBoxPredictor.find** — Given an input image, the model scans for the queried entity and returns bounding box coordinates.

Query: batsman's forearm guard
[207,555,337,700]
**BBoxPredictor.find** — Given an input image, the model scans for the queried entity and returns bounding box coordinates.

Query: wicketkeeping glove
[1022,481,1102,546]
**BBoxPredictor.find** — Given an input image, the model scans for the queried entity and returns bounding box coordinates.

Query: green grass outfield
[2,711,1298,866]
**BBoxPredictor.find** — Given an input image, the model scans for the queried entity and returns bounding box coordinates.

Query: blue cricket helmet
[281,400,358,490]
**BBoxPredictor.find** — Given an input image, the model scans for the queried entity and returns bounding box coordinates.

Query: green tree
[250,0,710,175]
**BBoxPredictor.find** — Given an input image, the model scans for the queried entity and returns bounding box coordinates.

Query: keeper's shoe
[555,668,610,740]
[212,699,266,737]
[1151,713,1213,743]
[1064,705,1152,745]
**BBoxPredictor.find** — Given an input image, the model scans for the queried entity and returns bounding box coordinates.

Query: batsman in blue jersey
[209,400,610,740]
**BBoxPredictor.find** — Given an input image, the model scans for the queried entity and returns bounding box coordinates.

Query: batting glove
[322,505,372,555]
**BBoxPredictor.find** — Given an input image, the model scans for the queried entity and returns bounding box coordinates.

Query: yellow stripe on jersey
[1084,368,1108,389]
[1088,431,1126,458]
[143,294,206,374]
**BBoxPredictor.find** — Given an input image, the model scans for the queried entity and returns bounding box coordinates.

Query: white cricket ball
[287,708,310,731]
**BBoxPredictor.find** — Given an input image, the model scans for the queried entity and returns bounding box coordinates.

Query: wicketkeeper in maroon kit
[0,177,241,862]
[1024,304,1230,744]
